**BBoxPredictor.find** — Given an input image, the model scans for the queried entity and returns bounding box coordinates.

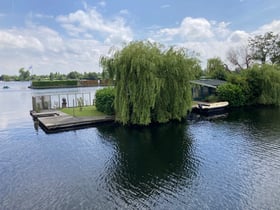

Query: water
[1,82,280,209]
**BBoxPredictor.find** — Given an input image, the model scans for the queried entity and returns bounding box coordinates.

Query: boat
[3,85,9,89]
[192,101,229,115]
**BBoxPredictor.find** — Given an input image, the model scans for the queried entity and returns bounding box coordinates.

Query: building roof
[190,79,226,89]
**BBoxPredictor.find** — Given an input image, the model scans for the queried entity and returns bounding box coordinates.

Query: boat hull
[192,101,229,116]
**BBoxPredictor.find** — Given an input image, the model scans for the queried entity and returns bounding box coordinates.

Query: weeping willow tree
[248,64,280,105]
[101,41,201,125]
[154,47,200,123]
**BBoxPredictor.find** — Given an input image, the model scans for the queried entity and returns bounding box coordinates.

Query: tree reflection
[96,122,199,201]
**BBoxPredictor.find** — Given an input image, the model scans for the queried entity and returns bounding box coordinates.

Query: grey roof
[190,79,226,88]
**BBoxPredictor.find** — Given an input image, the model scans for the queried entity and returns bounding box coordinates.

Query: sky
[0,0,280,75]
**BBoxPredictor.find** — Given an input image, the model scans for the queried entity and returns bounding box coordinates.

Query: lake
[1,82,280,209]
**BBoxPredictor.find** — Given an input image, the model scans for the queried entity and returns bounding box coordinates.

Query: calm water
[1,82,280,209]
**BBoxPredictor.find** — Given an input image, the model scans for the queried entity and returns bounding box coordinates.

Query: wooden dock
[30,110,115,133]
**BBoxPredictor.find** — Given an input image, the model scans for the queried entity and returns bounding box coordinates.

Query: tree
[18,68,30,81]
[244,64,280,105]
[249,32,280,64]
[226,45,252,70]
[154,47,200,122]
[49,72,54,80]
[101,41,201,125]
[67,71,81,80]
[217,83,246,107]
[83,72,98,80]
[206,57,228,80]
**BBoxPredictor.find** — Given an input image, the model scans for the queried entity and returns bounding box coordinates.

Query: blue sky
[0,0,280,75]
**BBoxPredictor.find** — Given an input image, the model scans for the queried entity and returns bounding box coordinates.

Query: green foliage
[249,32,280,64]
[244,64,280,105]
[113,41,162,125]
[0,74,13,81]
[154,47,197,123]
[67,71,82,79]
[18,68,31,81]
[100,56,116,84]
[95,87,115,115]
[206,57,228,80]
[217,83,246,107]
[222,64,280,106]
[83,72,98,80]
[101,41,201,125]
[31,80,78,88]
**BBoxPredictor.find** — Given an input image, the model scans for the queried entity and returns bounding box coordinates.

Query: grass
[60,106,107,117]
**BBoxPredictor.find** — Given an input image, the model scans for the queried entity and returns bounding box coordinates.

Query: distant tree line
[0,69,102,81]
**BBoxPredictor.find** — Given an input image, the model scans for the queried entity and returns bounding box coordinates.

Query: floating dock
[30,110,115,133]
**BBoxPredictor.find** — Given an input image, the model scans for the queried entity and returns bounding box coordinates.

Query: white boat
[193,101,229,115]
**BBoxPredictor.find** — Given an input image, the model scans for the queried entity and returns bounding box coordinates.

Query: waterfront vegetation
[95,33,280,125]
[95,87,115,115]
[31,80,78,88]
[216,64,280,107]
[100,41,201,125]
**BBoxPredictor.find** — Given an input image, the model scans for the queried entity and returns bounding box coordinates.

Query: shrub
[217,83,246,107]
[31,80,78,88]
[95,87,115,115]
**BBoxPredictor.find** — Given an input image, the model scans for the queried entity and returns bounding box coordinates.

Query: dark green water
[0,82,280,209]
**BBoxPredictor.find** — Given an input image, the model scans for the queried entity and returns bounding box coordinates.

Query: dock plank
[31,110,115,133]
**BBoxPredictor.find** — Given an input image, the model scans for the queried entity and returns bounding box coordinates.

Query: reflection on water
[96,123,198,208]
[0,82,280,209]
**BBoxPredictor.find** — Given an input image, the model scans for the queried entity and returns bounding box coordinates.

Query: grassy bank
[60,106,108,117]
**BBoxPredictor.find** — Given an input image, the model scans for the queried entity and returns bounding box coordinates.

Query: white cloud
[56,8,133,44]
[0,25,110,75]
[158,17,214,41]
[150,17,280,68]
[254,20,280,35]
[0,6,135,75]
[0,29,44,52]
[227,30,249,43]
[149,17,251,68]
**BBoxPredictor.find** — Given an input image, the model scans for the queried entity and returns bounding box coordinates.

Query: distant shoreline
[29,79,110,89]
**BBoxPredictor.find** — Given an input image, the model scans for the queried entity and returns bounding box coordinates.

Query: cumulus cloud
[0,25,110,75]
[158,17,214,41]
[0,6,134,75]
[151,17,280,68]
[254,20,280,35]
[56,7,133,44]
[149,17,253,67]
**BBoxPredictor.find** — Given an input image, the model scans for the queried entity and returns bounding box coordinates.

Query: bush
[217,83,246,107]
[31,80,78,88]
[95,87,115,115]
